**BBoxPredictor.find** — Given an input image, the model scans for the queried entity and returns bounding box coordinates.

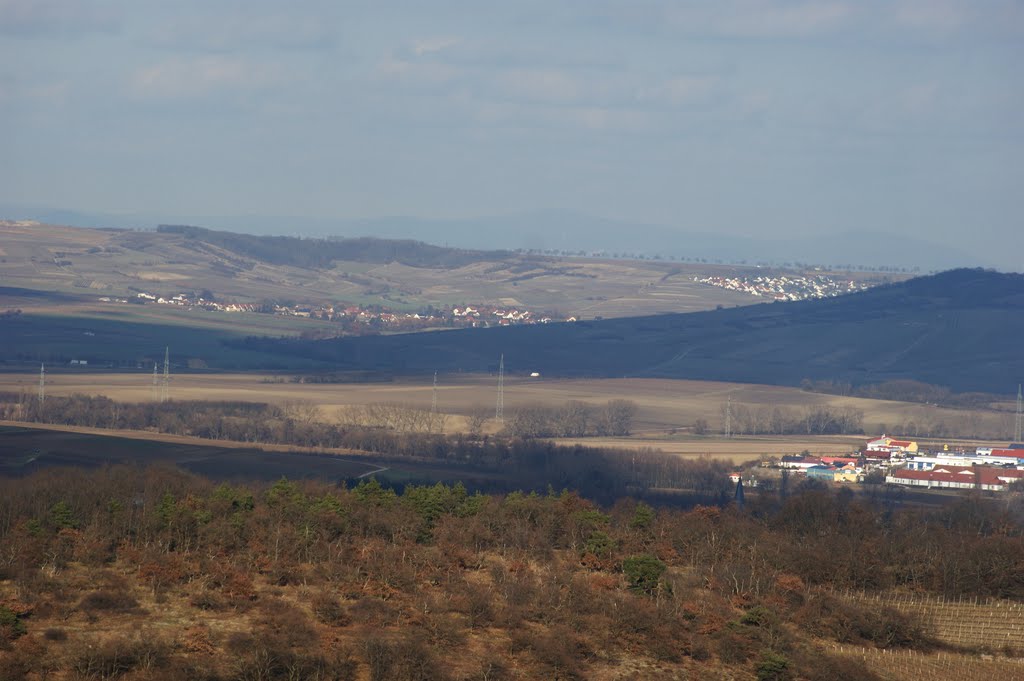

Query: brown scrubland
[2,464,1024,680]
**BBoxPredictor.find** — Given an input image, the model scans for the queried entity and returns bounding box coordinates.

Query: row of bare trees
[501,399,638,438]
[719,403,865,436]
[339,402,447,434]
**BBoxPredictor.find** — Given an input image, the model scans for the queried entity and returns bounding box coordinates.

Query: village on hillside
[111,292,566,333]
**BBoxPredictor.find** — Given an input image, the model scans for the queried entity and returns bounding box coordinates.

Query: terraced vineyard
[830,644,1024,681]
[832,589,1024,651]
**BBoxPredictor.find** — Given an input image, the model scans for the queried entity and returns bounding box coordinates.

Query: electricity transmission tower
[431,371,438,414]
[724,396,732,438]
[495,354,505,421]
[161,347,170,402]
[38,363,45,404]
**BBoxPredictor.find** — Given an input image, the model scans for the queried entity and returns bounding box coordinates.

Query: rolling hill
[0,220,762,319]
[236,268,1024,394]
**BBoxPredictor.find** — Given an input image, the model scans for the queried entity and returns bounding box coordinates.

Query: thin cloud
[0,0,119,36]
[151,13,337,52]
[892,0,964,32]
[412,37,459,57]
[131,56,288,98]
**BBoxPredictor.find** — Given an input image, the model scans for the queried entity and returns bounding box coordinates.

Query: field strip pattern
[830,643,1024,681]
[829,588,1024,650]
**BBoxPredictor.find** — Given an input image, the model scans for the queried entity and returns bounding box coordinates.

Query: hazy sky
[2,1,1021,259]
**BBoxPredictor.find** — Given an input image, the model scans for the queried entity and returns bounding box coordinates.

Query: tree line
[0,393,725,504]
[718,402,865,436]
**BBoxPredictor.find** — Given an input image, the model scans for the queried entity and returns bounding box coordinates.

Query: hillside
[155,224,512,270]
[2,465,1022,681]
[0,221,762,320]
[239,269,1024,394]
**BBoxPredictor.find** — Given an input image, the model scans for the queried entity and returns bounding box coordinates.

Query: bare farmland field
[1,372,1012,457]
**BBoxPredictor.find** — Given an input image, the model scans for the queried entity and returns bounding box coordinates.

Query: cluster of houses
[692,273,870,301]
[451,305,557,326]
[765,435,1024,492]
[120,292,258,313]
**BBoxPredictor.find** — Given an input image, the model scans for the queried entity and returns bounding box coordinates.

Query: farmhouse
[834,468,861,483]
[866,436,918,455]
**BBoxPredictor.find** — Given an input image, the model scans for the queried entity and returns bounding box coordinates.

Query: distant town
[692,273,873,301]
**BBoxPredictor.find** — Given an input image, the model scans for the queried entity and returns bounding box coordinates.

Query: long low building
[886,465,1024,492]
[905,454,1022,470]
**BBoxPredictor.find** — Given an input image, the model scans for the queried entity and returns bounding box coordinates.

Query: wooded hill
[156,225,513,270]
[238,268,1024,394]
[2,465,1023,680]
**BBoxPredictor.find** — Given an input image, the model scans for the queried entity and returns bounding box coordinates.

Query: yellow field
[1,372,1012,462]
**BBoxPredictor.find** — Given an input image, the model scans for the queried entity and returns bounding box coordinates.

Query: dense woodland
[1,465,1023,680]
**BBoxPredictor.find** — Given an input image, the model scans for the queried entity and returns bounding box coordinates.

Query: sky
[1,1,1022,266]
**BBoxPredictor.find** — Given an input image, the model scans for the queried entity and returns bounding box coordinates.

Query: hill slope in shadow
[237,269,1024,393]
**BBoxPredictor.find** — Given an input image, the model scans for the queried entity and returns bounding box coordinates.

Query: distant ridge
[237,269,1024,394]
[0,202,1004,271]
[156,224,512,270]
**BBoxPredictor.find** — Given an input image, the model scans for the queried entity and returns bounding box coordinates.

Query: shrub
[583,530,615,558]
[189,591,227,611]
[43,627,68,642]
[311,592,350,626]
[756,651,792,681]
[629,502,656,530]
[364,634,444,681]
[622,554,666,594]
[740,606,777,628]
[0,606,27,639]
[78,589,140,613]
[714,630,755,664]
[70,635,171,679]
[794,595,930,649]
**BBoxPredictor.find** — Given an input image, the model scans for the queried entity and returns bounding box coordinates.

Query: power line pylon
[724,396,732,438]
[431,371,438,414]
[152,362,159,401]
[38,363,45,404]
[161,347,170,402]
[495,354,504,421]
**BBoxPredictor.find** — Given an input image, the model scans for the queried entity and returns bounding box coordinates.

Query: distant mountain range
[0,202,999,272]
[236,268,1024,394]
